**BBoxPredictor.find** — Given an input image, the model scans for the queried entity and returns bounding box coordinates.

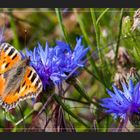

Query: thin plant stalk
[115,8,124,65]
[15,109,34,126]
[90,8,103,63]
[55,8,69,44]
[53,94,90,128]
[96,8,110,25]
[74,8,100,79]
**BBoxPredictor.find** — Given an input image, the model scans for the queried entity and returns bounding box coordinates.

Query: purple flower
[55,37,89,76]
[25,37,89,89]
[100,80,140,120]
[25,42,66,89]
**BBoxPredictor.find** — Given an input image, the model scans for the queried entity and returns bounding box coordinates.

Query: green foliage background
[0,8,139,132]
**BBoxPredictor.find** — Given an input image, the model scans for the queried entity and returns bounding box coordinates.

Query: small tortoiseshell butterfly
[0,43,43,111]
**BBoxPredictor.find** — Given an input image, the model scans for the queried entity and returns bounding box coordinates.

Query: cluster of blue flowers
[25,37,89,89]
[101,80,140,120]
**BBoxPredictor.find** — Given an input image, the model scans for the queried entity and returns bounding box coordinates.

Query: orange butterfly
[0,43,43,111]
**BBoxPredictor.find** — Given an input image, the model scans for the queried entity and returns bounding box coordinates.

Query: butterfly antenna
[18,105,26,130]
[24,29,27,48]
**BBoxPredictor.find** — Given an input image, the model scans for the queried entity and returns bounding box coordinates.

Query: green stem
[53,94,89,128]
[15,109,34,126]
[74,8,100,80]
[84,67,99,80]
[96,8,110,25]
[84,67,107,87]
[90,8,103,63]
[115,8,124,65]
[73,79,100,107]
[55,8,69,44]
[60,96,90,105]
[74,8,92,47]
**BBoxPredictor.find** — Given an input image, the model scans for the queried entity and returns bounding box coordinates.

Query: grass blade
[115,8,124,65]
[90,8,103,63]
[55,8,69,44]
[96,8,110,25]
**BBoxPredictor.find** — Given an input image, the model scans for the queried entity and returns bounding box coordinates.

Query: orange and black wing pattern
[0,43,21,74]
[1,66,43,111]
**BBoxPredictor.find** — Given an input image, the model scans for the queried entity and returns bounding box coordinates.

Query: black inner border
[0,132,140,140]
[0,0,140,8]
[0,0,140,139]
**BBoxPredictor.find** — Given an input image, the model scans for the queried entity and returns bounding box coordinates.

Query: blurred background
[0,8,139,132]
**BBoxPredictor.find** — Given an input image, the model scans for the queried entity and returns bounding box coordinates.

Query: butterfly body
[3,58,29,99]
[0,43,43,111]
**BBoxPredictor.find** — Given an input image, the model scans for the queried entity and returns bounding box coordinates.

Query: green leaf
[4,111,15,123]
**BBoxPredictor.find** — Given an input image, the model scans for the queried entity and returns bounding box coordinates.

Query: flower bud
[33,102,43,112]
[126,67,140,85]
[132,8,140,32]
[122,16,132,36]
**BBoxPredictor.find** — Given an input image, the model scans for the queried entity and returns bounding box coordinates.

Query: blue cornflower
[25,42,67,89]
[25,37,89,89]
[55,37,89,76]
[100,80,140,120]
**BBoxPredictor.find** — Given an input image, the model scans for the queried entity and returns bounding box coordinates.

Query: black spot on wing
[4,45,9,52]
[27,71,32,78]
[8,48,15,56]
[17,86,20,93]
[12,53,17,60]
[38,85,42,91]
[35,79,40,87]
[31,73,37,82]
[5,63,10,68]
[22,81,25,87]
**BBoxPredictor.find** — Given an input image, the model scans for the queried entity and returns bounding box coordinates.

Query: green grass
[0,8,139,132]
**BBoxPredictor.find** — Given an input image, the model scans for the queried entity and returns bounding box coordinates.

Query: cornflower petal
[101,80,140,120]
[24,37,88,89]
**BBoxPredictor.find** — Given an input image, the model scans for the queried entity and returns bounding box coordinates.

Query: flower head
[55,37,89,76]
[25,42,67,89]
[25,37,89,89]
[100,80,140,120]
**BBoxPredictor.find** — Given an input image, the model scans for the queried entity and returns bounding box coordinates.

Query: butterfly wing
[0,43,22,74]
[0,74,6,103]
[1,66,43,111]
